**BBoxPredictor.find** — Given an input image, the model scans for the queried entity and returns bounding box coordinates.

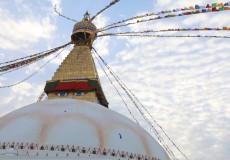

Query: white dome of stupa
[0,99,170,160]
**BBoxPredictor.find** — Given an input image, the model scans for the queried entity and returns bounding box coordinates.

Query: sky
[0,0,230,159]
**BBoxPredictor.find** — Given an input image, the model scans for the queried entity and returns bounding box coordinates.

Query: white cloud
[183,12,230,27]
[0,0,57,117]
[0,53,4,58]
[94,36,111,56]
[47,46,72,65]
[25,45,73,75]
[94,14,110,29]
[0,1,56,51]
[0,77,7,85]
[49,0,62,13]
[98,3,230,159]
[0,82,44,116]
[0,17,56,50]
[94,14,111,56]
[25,62,45,74]
[11,82,34,97]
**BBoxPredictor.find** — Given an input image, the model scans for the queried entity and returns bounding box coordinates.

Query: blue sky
[0,0,230,159]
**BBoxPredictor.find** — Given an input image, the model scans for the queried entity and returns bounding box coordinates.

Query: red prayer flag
[212,7,217,11]
[206,4,211,8]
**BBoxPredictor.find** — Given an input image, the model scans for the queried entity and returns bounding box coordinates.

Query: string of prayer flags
[106,34,230,39]
[0,52,52,72]
[0,43,70,66]
[0,47,67,88]
[99,2,230,32]
[97,27,230,37]
[90,0,120,21]
[98,5,230,32]
[37,92,46,102]
[0,42,71,73]
[0,57,42,76]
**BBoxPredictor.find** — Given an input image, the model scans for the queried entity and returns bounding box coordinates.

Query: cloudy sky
[0,0,230,159]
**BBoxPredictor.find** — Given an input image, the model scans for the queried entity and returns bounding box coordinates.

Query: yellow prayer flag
[218,3,224,7]
[189,6,195,10]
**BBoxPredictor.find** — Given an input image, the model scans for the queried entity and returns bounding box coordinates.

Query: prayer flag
[219,6,224,11]
[218,3,224,7]
[202,9,207,12]
[206,4,211,8]
[195,5,200,9]
[212,3,217,8]
[185,7,190,10]
[224,2,230,6]
[212,7,217,11]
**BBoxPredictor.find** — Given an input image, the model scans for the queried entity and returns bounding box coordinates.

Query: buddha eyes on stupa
[57,92,85,97]
[74,92,85,96]
[57,92,68,97]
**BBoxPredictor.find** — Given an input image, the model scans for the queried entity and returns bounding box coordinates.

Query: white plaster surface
[0,99,170,160]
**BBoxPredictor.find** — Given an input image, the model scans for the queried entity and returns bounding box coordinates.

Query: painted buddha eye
[57,92,68,96]
[74,92,85,96]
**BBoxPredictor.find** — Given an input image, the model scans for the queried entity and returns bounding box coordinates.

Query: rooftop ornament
[71,12,97,47]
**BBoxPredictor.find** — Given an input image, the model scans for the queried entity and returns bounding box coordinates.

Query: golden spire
[44,13,108,107]
[83,11,90,21]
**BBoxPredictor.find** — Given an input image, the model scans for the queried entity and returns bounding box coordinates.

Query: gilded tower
[44,12,108,107]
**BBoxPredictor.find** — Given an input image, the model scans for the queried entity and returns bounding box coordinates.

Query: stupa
[0,12,170,160]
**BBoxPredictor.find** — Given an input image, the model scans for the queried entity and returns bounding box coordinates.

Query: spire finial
[83,11,90,21]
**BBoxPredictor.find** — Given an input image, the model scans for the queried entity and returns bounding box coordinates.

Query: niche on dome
[82,148,86,153]
[51,146,55,151]
[40,145,44,150]
[61,146,65,151]
[2,143,6,149]
[20,144,23,149]
[103,150,107,155]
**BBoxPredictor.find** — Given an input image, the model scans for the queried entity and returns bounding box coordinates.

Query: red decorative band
[44,78,108,107]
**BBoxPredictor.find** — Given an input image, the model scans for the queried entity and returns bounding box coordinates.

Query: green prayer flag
[219,6,224,10]
[212,3,217,7]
